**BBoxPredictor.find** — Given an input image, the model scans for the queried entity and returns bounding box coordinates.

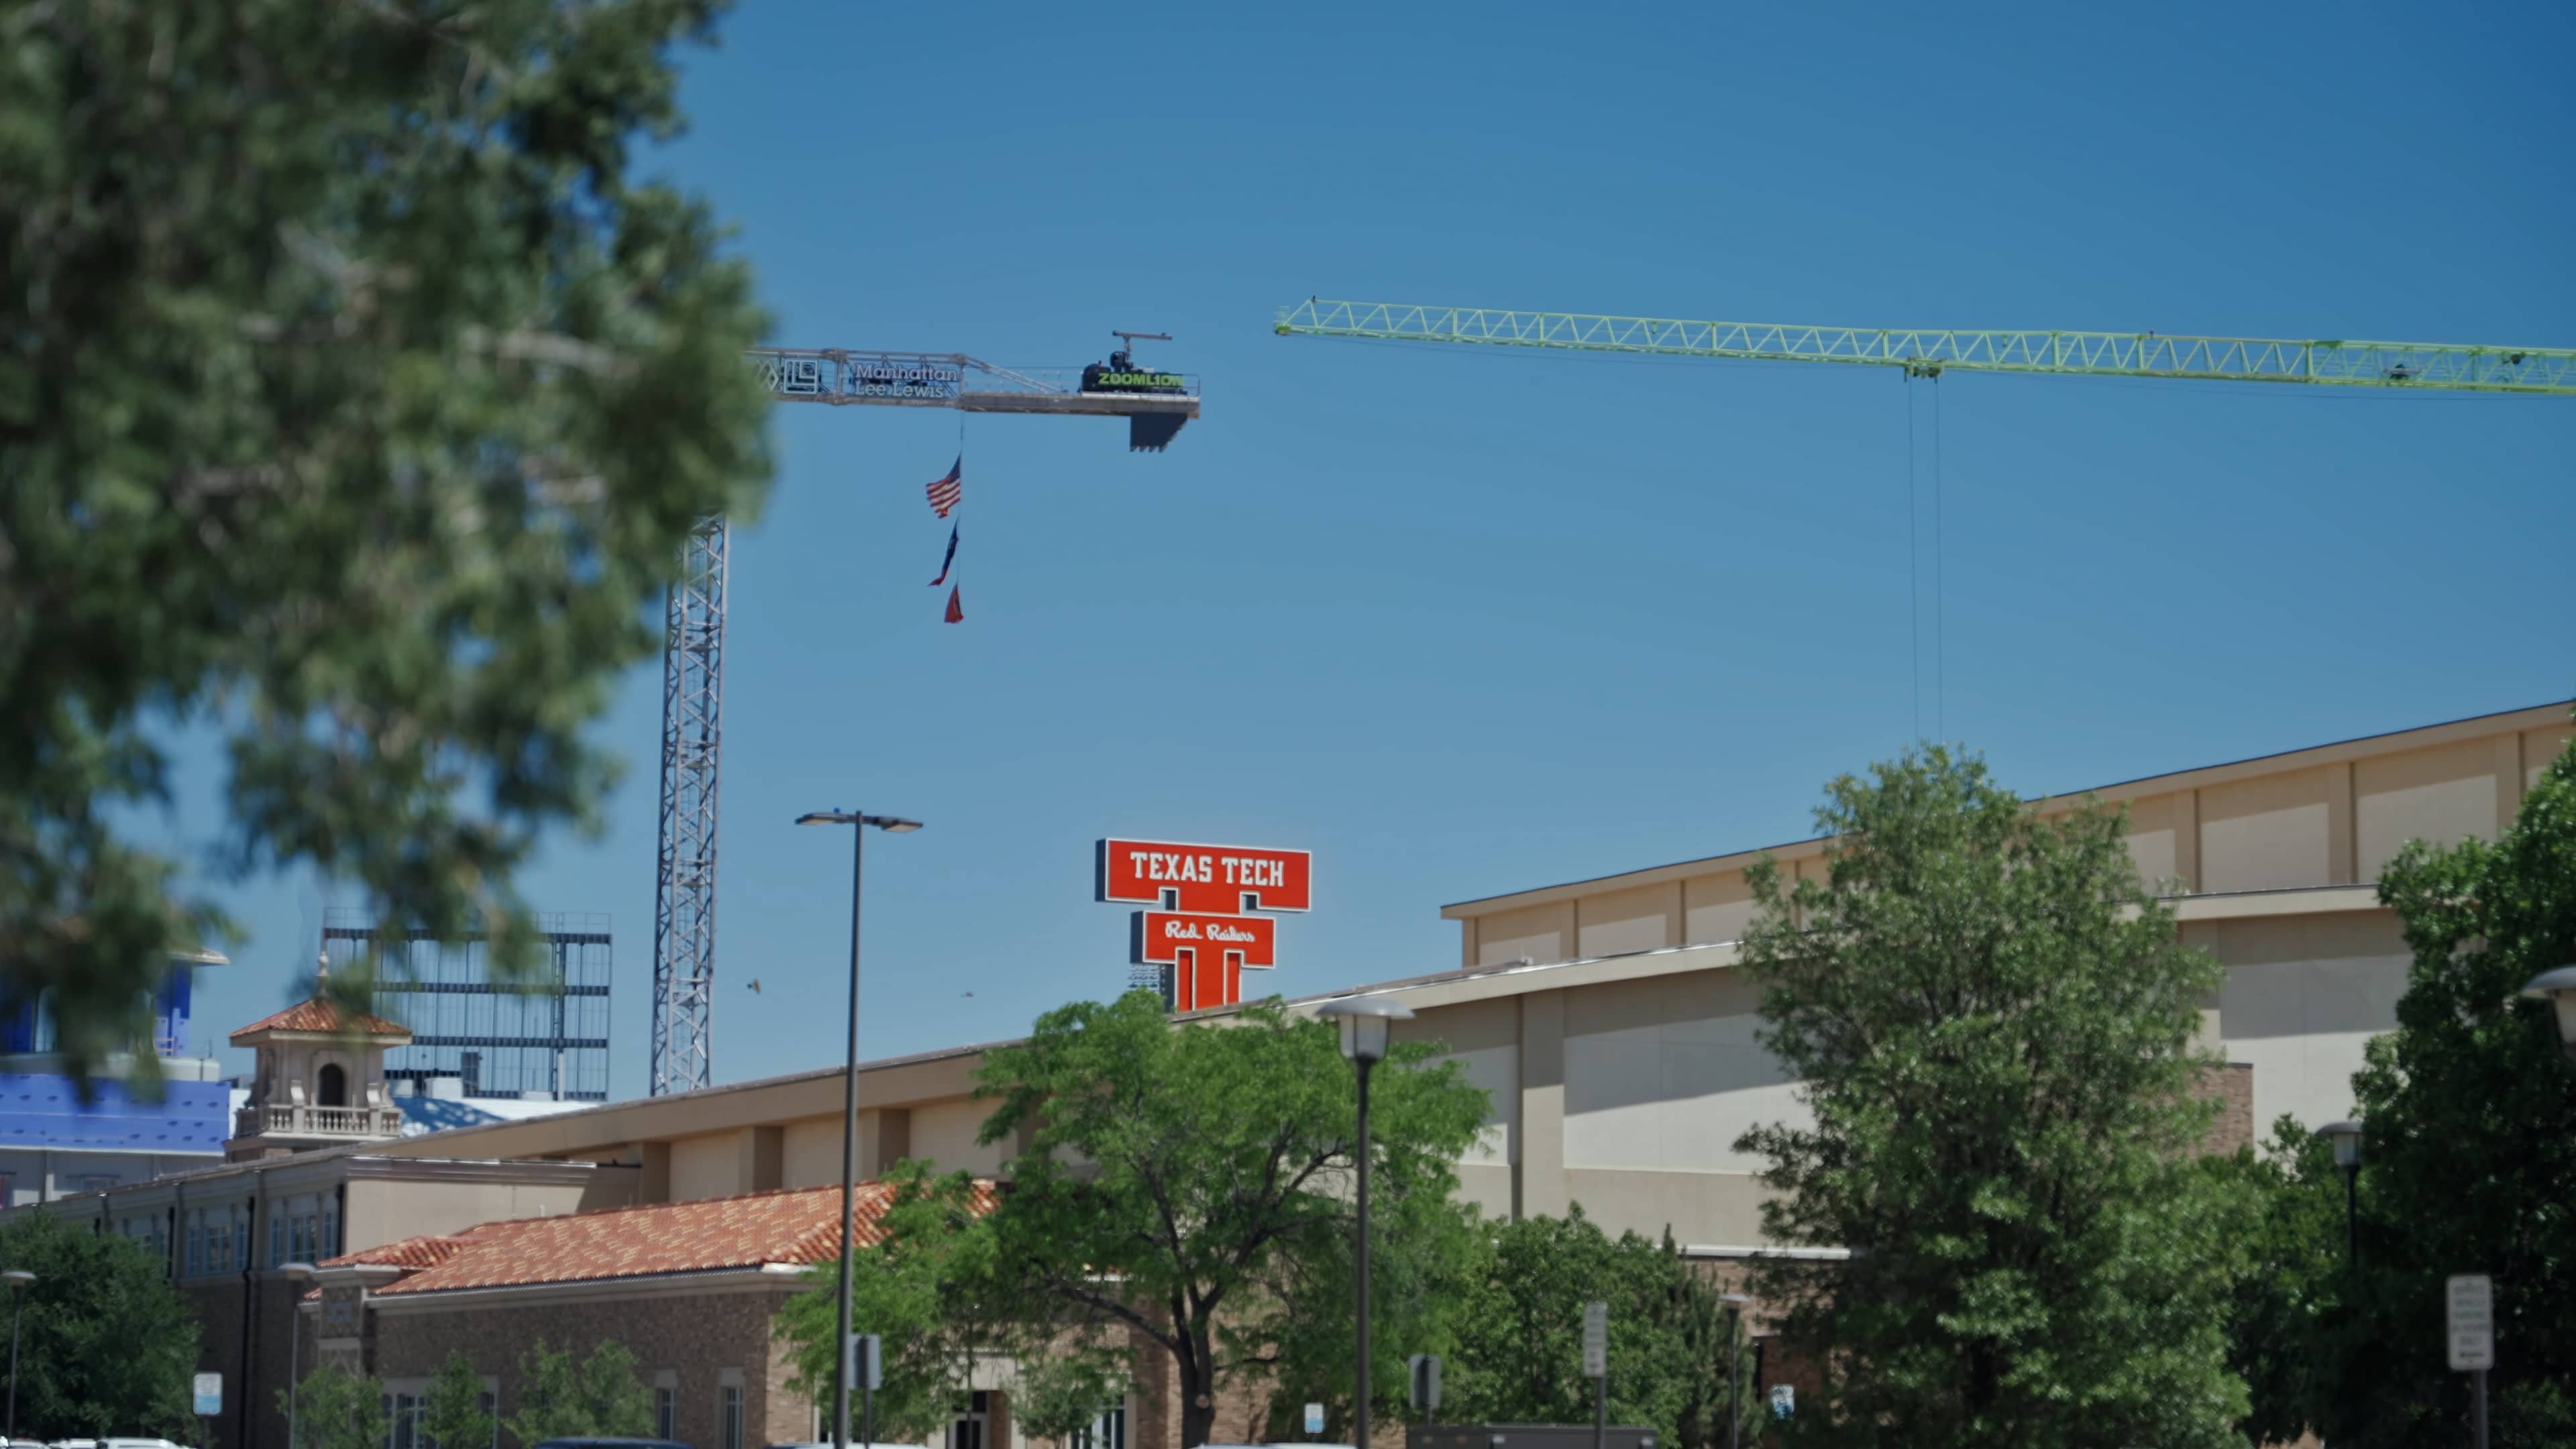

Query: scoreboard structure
[1095,839,1311,1011]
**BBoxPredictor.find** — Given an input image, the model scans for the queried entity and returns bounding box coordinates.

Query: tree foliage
[1442,1211,1760,1449]
[0,1210,199,1440]
[0,0,773,1075]
[504,1339,653,1447]
[2261,729,2576,1447]
[423,1350,497,1449]
[776,992,1490,1448]
[282,1362,390,1449]
[1734,746,2249,1449]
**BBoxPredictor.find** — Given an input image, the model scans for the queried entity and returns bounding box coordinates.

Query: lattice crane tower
[650,345,1201,1097]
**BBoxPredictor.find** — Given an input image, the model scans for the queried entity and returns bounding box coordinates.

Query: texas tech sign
[1096,839,1310,1012]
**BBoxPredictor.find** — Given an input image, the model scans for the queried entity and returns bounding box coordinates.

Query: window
[718,1384,743,1449]
[321,1197,341,1259]
[384,1391,425,1449]
[655,1385,678,1442]
[1070,1404,1126,1449]
[74,1174,117,1193]
[317,1063,347,1108]
[268,1212,285,1267]
[184,1209,205,1275]
[0,1172,14,1207]
[950,1390,990,1449]
[478,1391,500,1449]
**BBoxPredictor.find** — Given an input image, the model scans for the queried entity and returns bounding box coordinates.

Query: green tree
[2288,729,2576,1446]
[0,0,773,1076]
[775,992,1491,1448]
[505,1339,653,1447]
[281,1362,390,1449]
[0,1210,198,1439]
[1442,1211,1760,1449]
[423,1350,497,1449]
[1733,746,2249,1449]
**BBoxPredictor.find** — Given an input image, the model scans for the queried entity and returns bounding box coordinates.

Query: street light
[280,1262,317,1449]
[1719,1292,1750,1449]
[1318,996,1415,1449]
[4,1269,33,1439]
[2318,1120,2363,1268]
[796,809,922,1449]
[2521,966,2576,1065]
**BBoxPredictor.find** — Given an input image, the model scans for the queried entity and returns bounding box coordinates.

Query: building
[27,701,2573,1449]
[0,949,232,1207]
[325,912,613,1103]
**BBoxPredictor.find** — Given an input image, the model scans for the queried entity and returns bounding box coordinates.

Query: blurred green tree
[0,0,773,1075]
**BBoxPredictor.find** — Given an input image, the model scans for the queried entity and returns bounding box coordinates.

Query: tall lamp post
[2318,1120,2363,1267]
[796,809,922,1449]
[1318,996,1415,1449]
[3,1269,32,1439]
[280,1262,316,1449]
[2522,966,2576,1065]
[1719,1292,1750,1449]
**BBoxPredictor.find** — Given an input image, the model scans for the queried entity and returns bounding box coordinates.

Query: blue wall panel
[0,1075,229,1153]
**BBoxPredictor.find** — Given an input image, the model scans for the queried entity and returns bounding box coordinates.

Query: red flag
[943,585,964,624]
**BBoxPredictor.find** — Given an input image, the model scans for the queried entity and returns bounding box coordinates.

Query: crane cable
[1906,377,1920,741]
[1902,374,1949,745]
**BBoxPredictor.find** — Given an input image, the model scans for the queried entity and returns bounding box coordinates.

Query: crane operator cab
[1081,329,1193,449]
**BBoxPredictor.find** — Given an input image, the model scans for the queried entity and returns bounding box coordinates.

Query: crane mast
[1274,299,2576,394]
[647,343,1200,1098]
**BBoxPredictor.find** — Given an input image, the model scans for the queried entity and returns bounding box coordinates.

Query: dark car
[531,1439,692,1449]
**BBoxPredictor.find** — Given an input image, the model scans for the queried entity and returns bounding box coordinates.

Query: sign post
[1304,1401,1325,1439]
[193,1370,222,1446]
[1409,1354,1442,1425]
[1583,1301,1608,1449]
[2447,1275,2493,1449]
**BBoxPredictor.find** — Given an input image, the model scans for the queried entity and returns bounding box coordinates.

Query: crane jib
[1272,301,2576,395]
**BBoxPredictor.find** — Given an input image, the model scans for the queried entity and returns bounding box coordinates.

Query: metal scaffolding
[323,910,612,1102]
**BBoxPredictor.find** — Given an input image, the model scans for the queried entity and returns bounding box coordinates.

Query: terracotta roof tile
[230,996,411,1042]
[323,1235,475,1271]
[367,1180,998,1296]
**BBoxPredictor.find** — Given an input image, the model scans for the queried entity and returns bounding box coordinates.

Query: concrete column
[740,1126,784,1193]
[1664,880,1686,948]
[1516,991,1567,1220]
[858,1108,912,1178]
[2324,762,2356,885]
[2174,790,2201,894]
[638,1141,672,1203]
[2496,733,2527,832]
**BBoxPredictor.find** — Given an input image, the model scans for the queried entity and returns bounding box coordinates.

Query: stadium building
[24,700,2571,1449]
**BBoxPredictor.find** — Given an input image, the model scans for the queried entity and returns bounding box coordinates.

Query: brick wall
[367,1283,812,1449]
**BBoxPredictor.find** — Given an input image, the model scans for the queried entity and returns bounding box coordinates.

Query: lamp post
[796,809,922,1449]
[3,1269,32,1439]
[2318,1120,2363,1268]
[1719,1292,1750,1449]
[1318,997,1415,1449]
[2522,965,2576,1065]
[280,1262,316,1449]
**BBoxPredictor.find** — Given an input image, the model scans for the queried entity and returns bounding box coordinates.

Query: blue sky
[180,4,2575,1097]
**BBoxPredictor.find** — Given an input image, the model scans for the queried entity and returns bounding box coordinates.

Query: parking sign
[2447,1275,2494,1371]
[193,1372,222,1416]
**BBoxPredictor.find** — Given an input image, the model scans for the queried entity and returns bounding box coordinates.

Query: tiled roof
[230,996,411,1042]
[326,1180,998,1296]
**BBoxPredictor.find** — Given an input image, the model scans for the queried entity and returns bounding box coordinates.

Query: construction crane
[1272,300,2576,394]
[649,342,1201,1097]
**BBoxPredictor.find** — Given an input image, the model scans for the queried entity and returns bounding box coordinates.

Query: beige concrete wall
[2206,910,2411,1133]
[780,1116,841,1189]
[1560,971,1797,1176]
[346,1174,614,1246]
[667,1130,741,1202]
[1475,900,1574,965]
[906,1097,1006,1175]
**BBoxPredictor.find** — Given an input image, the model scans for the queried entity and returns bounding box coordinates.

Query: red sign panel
[1095,839,1312,916]
[1132,911,1277,970]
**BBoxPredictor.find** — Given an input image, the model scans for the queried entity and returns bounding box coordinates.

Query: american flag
[924,456,963,517]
